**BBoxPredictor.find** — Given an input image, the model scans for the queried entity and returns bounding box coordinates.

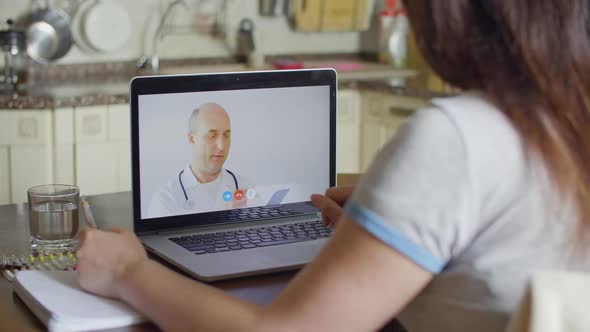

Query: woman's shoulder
[429,92,519,142]
[406,92,530,203]
[425,92,526,170]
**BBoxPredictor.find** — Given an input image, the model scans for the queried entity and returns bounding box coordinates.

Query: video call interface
[138,85,332,220]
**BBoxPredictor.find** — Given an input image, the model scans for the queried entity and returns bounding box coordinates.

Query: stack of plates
[72,0,131,54]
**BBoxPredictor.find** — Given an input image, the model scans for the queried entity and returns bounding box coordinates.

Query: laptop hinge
[154,213,320,236]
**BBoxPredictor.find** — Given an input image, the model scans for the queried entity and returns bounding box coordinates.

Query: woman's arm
[77,217,432,332]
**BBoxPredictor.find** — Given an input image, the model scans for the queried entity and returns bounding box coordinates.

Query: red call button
[234,190,244,200]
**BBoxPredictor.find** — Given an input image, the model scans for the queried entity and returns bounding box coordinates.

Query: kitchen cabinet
[76,142,119,196]
[75,105,109,144]
[0,104,132,202]
[109,104,132,192]
[0,109,54,203]
[0,110,53,145]
[116,142,132,192]
[336,89,362,174]
[108,104,131,142]
[74,104,131,196]
[0,111,10,205]
[10,145,54,203]
[54,144,75,185]
[0,146,9,205]
[336,89,426,174]
[359,91,426,170]
[53,107,75,186]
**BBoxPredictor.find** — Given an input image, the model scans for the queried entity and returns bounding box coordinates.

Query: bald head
[188,102,232,180]
[189,102,230,133]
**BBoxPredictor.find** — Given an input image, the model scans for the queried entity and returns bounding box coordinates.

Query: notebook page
[15,270,144,322]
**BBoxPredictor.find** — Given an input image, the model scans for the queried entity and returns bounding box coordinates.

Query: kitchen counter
[0,57,443,110]
[0,81,130,109]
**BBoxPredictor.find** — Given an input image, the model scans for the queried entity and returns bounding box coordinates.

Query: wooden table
[0,192,295,331]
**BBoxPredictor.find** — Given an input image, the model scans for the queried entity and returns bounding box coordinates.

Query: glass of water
[27,184,80,251]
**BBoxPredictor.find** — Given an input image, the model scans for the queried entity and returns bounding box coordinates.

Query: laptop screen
[137,84,332,221]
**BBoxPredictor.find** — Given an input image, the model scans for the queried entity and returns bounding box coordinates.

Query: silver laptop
[130,69,337,281]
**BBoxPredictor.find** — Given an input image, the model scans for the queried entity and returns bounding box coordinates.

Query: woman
[76,1,590,331]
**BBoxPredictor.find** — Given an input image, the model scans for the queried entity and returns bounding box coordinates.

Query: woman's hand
[310,186,355,227]
[76,228,148,299]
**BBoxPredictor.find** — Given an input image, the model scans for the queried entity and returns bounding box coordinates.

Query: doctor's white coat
[147,166,253,219]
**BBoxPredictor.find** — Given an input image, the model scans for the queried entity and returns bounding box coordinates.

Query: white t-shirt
[345,92,590,332]
[147,166,253,219]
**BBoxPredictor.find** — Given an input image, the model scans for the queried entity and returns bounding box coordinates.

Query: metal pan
[24,1,73,63]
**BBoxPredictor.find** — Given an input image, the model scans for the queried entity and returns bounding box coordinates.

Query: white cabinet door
[54,144,75,185]
[336,90,362,173]
[360,92,426,171]
[110,104,132,192]
[10,145,54,203]
[54,107,75,185]
[75,106,108,144]
[75,143,119,196]
[108,104,131,142]
[0,109,52,145]
[0,146,10,205]
[361,93,388,170]
[117,142,132,192]
[54,107,75,145]
[0,110,12,205]
[7,110,54,203]
[380,95,425,143]
[0,111,11,144]
[74,104,132,195]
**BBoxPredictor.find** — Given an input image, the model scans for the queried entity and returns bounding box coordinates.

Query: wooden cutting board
[294,0,373,32]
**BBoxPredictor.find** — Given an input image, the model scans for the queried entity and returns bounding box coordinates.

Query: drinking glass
[27,184,80,251]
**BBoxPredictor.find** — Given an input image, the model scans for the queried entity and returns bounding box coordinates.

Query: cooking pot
[24,0,73,63]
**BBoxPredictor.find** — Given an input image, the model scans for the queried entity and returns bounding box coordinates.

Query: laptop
[130,69,337,281]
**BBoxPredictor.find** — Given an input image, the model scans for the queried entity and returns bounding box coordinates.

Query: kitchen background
[0,0,447,204]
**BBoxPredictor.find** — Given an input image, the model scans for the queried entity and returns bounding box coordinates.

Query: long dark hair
[403,1,590,239]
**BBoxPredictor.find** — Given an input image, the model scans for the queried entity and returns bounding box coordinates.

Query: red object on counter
[272,59,366,71]
[272,59,305,70]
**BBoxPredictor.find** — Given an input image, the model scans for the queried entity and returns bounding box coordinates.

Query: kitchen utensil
[293,0,374,32]
[24,0,73,63]
[237,18,255,55]
[237,18,264,67]
[83,0,131,52]
[0,19,27,90]
[71,0,98,53]
[259,0,287,16]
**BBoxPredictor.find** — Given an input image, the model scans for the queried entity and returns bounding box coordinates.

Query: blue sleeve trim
[344,201,445,274]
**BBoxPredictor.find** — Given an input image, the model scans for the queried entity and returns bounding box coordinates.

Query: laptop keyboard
[169,219,332,255]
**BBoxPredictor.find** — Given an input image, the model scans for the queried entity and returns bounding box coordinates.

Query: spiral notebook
[13,270,145,332]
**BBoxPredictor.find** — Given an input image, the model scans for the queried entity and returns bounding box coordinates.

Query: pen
[80,196,97,229]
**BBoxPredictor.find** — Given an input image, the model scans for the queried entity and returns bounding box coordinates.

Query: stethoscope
[179,169,238,210]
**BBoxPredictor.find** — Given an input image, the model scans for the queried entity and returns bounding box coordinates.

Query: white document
[13,270,145,332]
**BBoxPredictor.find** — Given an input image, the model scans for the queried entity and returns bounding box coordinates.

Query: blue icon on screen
[222,191,233,202]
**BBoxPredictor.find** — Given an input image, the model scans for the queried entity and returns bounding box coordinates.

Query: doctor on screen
[147,102,253,218]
